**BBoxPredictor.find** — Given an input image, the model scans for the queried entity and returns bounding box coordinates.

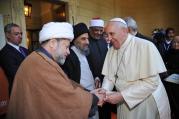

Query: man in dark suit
[88,18,108,88]
[0,23,28,95]
[159,28,175,64]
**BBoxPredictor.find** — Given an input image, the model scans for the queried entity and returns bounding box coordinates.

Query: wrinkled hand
[104,91,124,104]
[91,88,106,106]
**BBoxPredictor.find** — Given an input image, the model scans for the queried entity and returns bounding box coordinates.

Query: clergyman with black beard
[61,23,99,119]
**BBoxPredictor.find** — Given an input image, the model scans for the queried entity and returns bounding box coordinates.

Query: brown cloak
[7,51,92,119]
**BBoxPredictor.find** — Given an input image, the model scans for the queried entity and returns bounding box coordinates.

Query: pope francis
[102,18,171,119]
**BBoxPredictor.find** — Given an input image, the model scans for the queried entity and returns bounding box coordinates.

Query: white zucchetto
[110,18,127,25]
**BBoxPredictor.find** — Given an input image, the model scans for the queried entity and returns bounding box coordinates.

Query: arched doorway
[25,0,68,52]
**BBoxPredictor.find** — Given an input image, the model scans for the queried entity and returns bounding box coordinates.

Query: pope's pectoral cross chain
[114,74,118,83]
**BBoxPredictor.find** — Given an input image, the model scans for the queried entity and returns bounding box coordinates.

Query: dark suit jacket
[87,36,108,80]
[165,48,179,74]
[0,44,28,94]
[61,49,81,83]
[62,48,96,84]
[156,41,172,65]
[136,32,154,43]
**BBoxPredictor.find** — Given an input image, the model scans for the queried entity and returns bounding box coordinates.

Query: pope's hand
[104,91,124,104]
[90,88,106,106]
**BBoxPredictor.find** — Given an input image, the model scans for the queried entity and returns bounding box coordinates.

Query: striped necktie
[19,47,26,57]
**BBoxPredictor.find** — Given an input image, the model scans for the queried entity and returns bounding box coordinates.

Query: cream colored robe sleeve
[121,75,159,109]
[102,76,114,91]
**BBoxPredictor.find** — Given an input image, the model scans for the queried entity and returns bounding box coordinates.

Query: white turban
[110,18,127,25]
[39,22,74,43]
[89,19,104,27]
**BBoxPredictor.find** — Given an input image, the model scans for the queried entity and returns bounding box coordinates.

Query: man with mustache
[62,23,99,119]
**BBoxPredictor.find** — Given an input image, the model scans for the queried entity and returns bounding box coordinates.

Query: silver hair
[4,23,20,33]
[124,17,138,31]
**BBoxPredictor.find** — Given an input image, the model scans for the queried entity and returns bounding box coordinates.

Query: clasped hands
[90,88,124,106]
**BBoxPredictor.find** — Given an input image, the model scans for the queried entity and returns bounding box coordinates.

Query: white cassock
[102,34,171,119]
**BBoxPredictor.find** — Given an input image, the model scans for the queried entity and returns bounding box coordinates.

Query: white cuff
[102,76,114,91]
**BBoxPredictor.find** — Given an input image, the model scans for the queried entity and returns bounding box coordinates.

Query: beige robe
[102,34,170,119]
[7,51,92,119]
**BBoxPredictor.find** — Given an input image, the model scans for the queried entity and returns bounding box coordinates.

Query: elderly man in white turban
[7,22,105,119]
[88,18,110,119]
[101,18,171,119]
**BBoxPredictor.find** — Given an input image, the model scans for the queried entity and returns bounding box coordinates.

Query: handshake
[90,88,124,106]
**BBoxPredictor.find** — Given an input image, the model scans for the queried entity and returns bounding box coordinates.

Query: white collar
[71,45,80,53]
[165,40,172,44]
[7,41,20,51]
[71,46,84,57]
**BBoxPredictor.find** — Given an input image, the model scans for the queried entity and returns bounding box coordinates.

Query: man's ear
[128,27,132,33]
[6,32,10,39]
[123,27,129,33]
[49,38,58,49]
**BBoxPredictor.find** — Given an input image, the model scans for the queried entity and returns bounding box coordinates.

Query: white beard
[57,57,66,65]
[76,45,90,56]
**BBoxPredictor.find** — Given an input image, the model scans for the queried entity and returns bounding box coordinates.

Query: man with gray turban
[7,22,104,119]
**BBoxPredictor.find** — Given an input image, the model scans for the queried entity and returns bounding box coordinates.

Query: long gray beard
[77,46,90,56]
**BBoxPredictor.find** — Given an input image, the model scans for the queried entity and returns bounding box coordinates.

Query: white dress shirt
[71,46,95,91]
